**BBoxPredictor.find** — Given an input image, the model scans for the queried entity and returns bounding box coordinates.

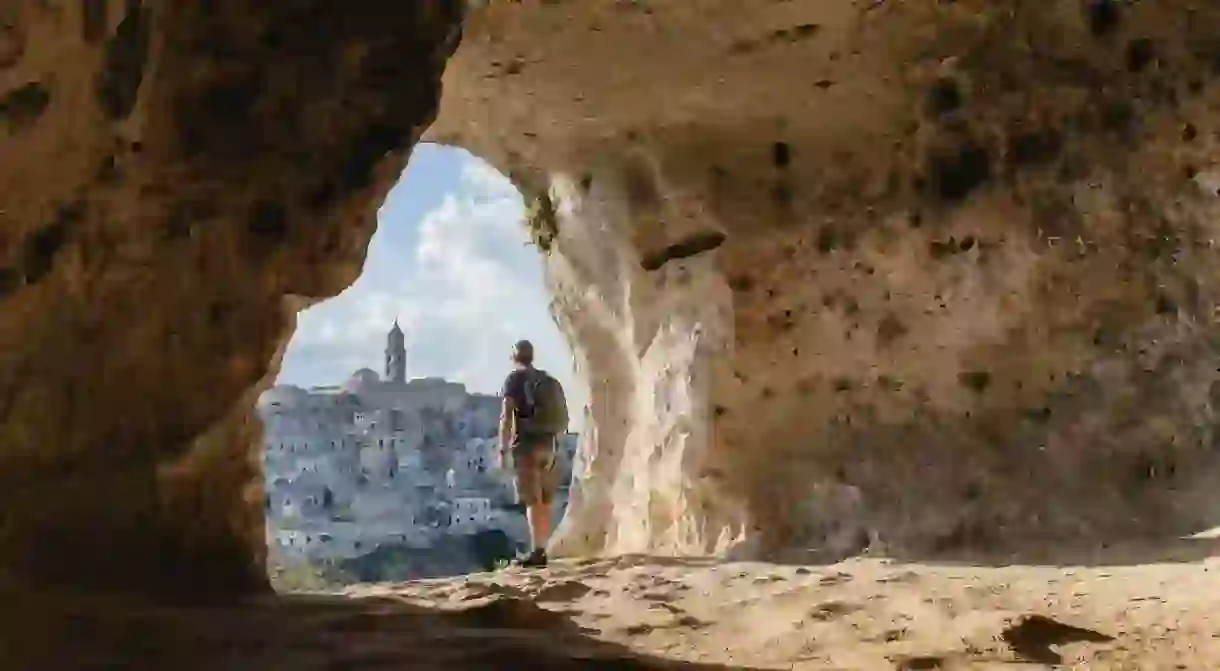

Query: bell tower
[385,319,407,383]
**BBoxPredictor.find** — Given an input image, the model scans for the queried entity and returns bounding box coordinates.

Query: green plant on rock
[268,558,345,593]
[523,191,559,253]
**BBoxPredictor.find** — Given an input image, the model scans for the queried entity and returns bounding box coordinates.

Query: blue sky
[276,145,586,427]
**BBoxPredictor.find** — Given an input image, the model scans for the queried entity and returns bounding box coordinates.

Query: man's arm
[498,396,516,462]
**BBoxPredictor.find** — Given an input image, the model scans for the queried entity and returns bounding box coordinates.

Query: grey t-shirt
[501,367,537,450]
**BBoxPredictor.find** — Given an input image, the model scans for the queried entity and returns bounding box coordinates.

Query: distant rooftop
[308,385,344,393]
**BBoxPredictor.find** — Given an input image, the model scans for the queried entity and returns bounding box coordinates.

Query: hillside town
[258,321,578,580]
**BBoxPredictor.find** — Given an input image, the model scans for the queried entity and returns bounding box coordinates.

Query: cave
[5,0,1220,667]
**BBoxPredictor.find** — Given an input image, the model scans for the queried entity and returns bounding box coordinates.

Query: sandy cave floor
[339,550,1220,670]
[10,548,1220,670]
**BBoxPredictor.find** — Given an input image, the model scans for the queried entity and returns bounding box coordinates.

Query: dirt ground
[343,549,1220,670]
[8,546,1220,670]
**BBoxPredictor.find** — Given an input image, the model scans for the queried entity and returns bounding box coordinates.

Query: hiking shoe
[515,548,548,568]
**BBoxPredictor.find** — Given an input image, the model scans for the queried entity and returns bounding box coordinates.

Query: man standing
[497,339,569,568]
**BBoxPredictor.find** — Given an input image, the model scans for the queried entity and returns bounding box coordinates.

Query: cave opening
[258,145,588,591]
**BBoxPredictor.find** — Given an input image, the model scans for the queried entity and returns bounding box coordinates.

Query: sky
[276,144,586,428]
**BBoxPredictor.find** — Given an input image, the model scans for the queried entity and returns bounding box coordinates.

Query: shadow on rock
[2,584,768,670]
[1000,614,1114,664]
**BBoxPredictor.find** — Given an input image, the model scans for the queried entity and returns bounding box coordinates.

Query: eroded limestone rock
[429,0,1220,560]
[0,0,463,593]
[5,0,1220,600]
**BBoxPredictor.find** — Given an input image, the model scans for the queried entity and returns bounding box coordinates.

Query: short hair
[511,339,535,365]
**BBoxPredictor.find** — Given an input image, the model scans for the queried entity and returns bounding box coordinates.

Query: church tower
[385,319,407,383]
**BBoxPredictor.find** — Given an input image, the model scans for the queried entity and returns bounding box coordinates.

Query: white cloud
[460,158,520,202]
[414,171,530,322]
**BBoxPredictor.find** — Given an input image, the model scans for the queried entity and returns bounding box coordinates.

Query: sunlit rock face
[6,0,1220,601]
[430,0,1220,560]
[0,0,463,593]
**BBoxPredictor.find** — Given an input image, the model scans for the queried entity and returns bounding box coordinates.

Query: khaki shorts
[513,438,557,507]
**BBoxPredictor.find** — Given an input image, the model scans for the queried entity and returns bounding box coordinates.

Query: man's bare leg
[515,440,555,567]
[526,500,551,553]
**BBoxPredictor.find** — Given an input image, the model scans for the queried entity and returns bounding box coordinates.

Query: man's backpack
[519,369,569,437]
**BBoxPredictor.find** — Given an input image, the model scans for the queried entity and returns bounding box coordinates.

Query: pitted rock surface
[428,0,1220,560]
[3,0,1220,608]
[0,0,463,593]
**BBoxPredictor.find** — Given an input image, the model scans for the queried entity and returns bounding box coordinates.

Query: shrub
[267,558,347,593]
[523,191,559,253]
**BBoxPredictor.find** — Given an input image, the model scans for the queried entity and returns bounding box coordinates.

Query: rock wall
[5,0,1220,597]
[0,0,463,593]
[540,171,745,557]
[429,0,1220,560]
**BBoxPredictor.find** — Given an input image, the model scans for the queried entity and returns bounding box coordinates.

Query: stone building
[258,322,578,573]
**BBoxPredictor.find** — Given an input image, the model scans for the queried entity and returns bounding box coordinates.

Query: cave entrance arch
[258,145,587,589]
